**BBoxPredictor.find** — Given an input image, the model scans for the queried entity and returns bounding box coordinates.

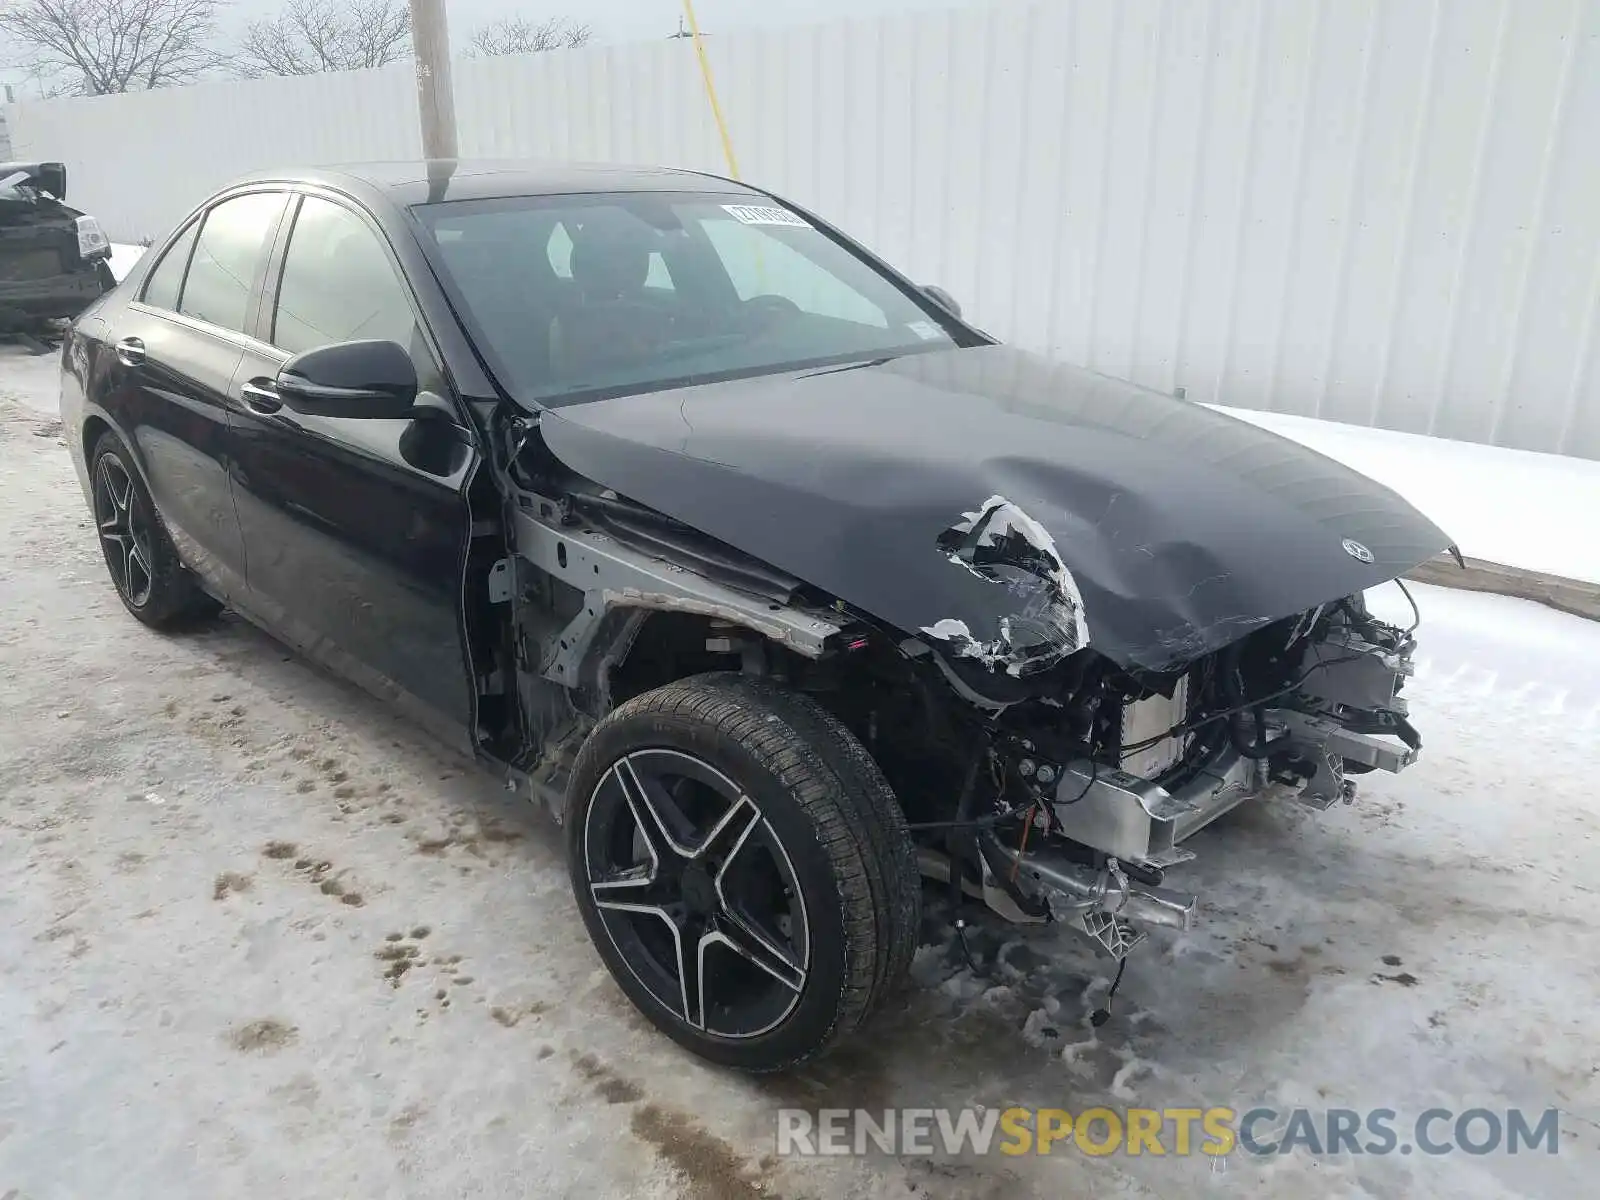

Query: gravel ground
[2,353,1597,1199]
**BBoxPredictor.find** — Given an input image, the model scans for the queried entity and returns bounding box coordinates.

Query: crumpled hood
[538,345,1454,672]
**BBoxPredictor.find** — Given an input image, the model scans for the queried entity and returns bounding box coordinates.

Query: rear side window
[140,220,200,312]
[179,192,285,334]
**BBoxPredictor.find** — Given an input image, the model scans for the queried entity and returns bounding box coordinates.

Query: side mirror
[277,339,418,419]
[921,284,961,319]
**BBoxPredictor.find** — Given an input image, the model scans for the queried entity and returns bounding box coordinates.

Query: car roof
[231,159,763,209]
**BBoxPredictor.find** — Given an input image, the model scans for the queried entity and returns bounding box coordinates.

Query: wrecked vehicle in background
[61,162,1451,1073]
[0,161,115,343]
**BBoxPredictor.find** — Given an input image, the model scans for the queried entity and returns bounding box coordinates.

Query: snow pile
[1214,404,1600,587]
[108,243,146,282]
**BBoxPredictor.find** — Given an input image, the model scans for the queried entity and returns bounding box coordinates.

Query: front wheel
[566,672,920,1072]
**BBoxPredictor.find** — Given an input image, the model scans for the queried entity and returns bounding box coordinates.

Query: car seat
[549,217,677,383]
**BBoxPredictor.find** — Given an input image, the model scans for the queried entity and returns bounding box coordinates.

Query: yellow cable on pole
[682,0,740,179]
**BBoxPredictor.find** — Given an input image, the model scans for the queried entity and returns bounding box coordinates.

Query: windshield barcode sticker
[722,204,811,228]
[908,320,942,341]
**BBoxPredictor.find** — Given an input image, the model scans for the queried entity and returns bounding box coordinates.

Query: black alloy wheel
[567,672,920,1072]
[93,451,154,609]
[89,432,218,629]
[584,748,811,1039]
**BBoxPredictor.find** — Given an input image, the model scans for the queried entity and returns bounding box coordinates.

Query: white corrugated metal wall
[7,0,1599,457]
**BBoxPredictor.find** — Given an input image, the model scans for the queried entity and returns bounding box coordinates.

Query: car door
[226,190,480,750]
[96,188,289,600]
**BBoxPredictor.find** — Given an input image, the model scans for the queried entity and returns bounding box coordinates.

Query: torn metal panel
[916,617,1016,674]
[508,503,844,690]
[537,344,1454,671]
[921,493,1091,676]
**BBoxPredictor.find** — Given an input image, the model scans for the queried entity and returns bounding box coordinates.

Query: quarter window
[272,196,417,355]
[179,192,285,333]
[140,219,200,312]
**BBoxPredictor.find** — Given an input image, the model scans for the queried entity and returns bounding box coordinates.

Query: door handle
[240,379,283,415]
[114,337,145,367]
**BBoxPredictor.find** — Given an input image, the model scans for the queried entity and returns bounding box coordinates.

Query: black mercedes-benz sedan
[61,160,1449,1071]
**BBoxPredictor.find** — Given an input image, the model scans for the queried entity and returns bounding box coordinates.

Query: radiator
[1118,673,1191,780]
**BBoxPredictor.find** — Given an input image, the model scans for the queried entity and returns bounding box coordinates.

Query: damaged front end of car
[494,458,1425,967]
[881,492,1425,960]
[918,589,1421,959]
[503,346,1451,965]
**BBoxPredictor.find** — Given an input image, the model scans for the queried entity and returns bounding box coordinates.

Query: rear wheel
[566,672,920,1072]
[90,432,219,629]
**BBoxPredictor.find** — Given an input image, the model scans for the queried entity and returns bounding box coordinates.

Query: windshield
[413,190,962,405]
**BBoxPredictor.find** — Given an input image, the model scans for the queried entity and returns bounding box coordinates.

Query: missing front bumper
[1044,749,1271,868]
[997,706,1418,952]
[1047,709,1419,868]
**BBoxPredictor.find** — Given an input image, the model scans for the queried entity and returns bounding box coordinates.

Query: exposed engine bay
[484,410,1426,965]
[880,591,1420,959]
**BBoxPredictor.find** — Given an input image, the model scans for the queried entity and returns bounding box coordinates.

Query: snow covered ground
[2,264,1596,1197]
[1214,405,1600,587]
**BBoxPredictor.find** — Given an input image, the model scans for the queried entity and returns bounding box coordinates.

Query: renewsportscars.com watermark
[776,1106,1562,1158]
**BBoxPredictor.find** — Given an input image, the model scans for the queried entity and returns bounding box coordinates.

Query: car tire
[89,431,219,629]
[566,671,921,1072]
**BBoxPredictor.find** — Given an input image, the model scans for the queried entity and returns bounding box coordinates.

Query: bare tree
[466,15,592,58]
[0,0,224,95]
[232,0,410,78]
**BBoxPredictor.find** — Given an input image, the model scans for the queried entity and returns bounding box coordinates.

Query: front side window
[416,191,958,405]
[140,219,200,312]
[272,196,417,355]
[179,191,285,334]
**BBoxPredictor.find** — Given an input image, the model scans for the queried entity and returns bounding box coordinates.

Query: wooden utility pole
[409,0,458,161]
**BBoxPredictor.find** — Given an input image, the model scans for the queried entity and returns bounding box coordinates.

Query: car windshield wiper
[798,355,895,379]
[537,350,902,404]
